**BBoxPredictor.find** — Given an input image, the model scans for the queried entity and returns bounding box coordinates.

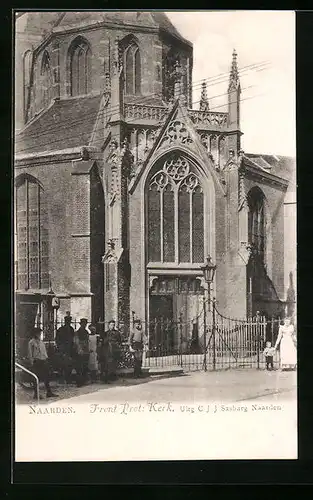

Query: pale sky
[166,11,295,157]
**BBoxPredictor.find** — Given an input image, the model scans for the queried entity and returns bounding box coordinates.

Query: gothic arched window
[41,51,53,109]
[247,187,265,261]
[15,175,49,291]
[147,155,204,264]
[124,42,141,95]
[69,37,92,96]
[23,50,32,120]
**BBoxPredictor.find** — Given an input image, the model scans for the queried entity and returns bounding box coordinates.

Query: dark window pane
[192,188,204,262]
[85,47,92,94]
[29,272,39,289]
[29,240,38,256]
[125,45,134,94]
[16,183,26,211]
[18,274,27,290]
[41,272,49,289]
[178,187,190,262]
[125,43,140,95]
[78,47,85,95]
[248,189,265,262]
[28,181,38,207]
[41,256,49,273]
[71,41,91,96]
[148,185,161,262]
[30,257,39,272]
[18,258,27,272]
[163,185,174,262]
[135,48,141,94]
[71,50,79,96]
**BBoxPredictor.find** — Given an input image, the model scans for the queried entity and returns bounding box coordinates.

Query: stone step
[116,366,184,377]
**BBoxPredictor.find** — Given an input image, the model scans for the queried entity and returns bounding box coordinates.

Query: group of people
[263,317,297,371]
[27,315,148,399]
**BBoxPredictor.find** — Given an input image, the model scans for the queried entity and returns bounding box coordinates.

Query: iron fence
[143,304,283,371]
[26,311,283,372]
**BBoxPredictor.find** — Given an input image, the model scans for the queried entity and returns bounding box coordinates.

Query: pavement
[16,367,297,405]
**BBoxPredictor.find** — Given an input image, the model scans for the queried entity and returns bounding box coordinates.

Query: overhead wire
[15,59,270,145]
[15,91,267,155]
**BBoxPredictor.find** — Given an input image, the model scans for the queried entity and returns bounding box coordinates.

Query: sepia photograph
[14,10,297,462]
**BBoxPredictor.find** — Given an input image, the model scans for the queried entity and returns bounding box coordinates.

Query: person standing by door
[106,320,122,380]
[73,318,90,387]
[98,326,110,383]
[28,328,58,399]
[128,319,148,378]
[55,315,75,383]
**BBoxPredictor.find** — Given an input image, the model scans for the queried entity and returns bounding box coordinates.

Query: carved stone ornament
[149,275,158,289]
[238,242,252,265]
[159,119,193,148]
[108,139,123,168]
[102,239,118,264]
[238,171,247,211]
[80,147,90,161]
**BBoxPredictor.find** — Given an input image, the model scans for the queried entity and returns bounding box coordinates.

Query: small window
[247,187,266,262]
[23,50,32,119]
[41,51,53,109]
[124,42,141,95]
[69,37,92,97]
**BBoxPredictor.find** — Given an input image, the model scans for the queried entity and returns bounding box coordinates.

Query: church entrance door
[148,276,204,355]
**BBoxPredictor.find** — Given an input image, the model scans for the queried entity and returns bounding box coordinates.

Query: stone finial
[228,48,240,91]
[199,81,209,111]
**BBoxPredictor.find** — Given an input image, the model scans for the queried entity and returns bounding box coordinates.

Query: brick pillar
[224,152,247,318]
[70,160,93,321]
[103,139,132,330]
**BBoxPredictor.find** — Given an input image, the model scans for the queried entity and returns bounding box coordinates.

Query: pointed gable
[129,99,226,195]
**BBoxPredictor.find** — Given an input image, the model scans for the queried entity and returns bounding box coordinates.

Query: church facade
[14,12,295,343]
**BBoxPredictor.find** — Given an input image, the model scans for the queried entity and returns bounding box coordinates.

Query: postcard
[14,10,297,462]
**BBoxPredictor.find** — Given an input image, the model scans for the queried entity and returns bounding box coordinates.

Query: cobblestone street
[16,368,297,405]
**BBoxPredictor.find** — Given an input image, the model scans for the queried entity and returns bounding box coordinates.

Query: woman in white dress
[274,317,297,370]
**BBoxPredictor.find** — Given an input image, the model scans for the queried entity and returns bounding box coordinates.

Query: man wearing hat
[73,318,90,387]
[128,319,148,378]
[55,314,75,383]
[99,320,122,381]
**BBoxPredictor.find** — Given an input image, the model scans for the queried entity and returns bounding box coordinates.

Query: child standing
[263,341,275,371]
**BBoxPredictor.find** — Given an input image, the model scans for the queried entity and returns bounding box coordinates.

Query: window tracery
[147,155,204,264]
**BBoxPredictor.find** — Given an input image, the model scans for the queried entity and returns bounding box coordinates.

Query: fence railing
[21,312,284,372]
[15,362,40,405]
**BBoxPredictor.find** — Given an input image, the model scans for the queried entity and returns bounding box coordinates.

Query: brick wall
[15,160,73,295]
[14,157,105,323]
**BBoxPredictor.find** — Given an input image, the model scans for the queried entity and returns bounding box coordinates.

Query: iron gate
[143,300,281,371]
